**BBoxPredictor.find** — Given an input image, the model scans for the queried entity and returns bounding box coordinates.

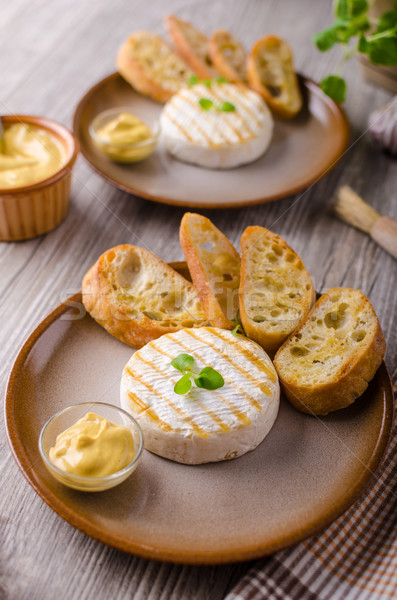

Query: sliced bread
[116,31,193,103]
[246,35,302,118]
[82,244,207,348]
[274,288,386,415]
[209,29,247,83]
[165,15,218,78]
[179,213,240,329]
[239,226,315,355]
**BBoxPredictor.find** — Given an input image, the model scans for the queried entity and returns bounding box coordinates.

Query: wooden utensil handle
[371,216,397,259]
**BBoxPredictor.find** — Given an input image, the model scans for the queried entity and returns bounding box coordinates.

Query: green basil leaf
[335,0,350,21]
[344,16,370,36]
[374,9,397,33]
[231,310,245,336]
[219,101,236,112]
[203,79,212,87]
[215,76,228,83]
[334,0,368,20]
[188,75,199,86]
[320,75,347,102]
[358,33,370,53]
[174,373,192,395]
[198,98,214,110]
[194,367,224,390]
[171,353,195,373]
[351,0,368,18]
[312,27,340,51]
[368,37,397,65]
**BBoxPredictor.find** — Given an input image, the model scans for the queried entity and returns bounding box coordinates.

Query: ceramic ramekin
[0,115,79,241]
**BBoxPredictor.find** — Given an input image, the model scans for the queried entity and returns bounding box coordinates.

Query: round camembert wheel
[120,327,280,464]
[160,83,274,169]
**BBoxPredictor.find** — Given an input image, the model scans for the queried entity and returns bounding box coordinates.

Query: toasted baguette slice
[209,29,247,83]
[180,213,240,329]
[165,15,217,78]
[239,226,315,355]
[116,32,193,103]
[274,288,386,415]
[246,35,302,118]
[82,244,207,348]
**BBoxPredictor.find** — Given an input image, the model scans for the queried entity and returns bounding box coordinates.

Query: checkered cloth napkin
[226,369,397,600]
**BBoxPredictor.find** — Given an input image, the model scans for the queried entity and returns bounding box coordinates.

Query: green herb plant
[171,353,225,395]
[313,0,397,102]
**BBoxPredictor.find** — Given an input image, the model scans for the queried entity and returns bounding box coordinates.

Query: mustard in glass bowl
[89,107,160,163]
[39,402,144,492]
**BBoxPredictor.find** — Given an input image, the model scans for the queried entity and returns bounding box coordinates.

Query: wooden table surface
[1,1,396,598]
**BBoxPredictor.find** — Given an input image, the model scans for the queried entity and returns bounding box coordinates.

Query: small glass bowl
[39,402,143,492]
[89,107,160,163]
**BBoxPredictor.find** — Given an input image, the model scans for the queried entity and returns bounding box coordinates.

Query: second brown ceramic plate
[73,73,349,208]
[5,271,393,564]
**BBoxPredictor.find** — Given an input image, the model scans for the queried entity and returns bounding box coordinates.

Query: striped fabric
[226,369,397,600]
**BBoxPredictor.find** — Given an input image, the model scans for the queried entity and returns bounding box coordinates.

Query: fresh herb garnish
[173,372,192,395]
[198,97,236,112]
[188,75,199,86]
[198,98,214,111]
[313,0,397,102]
[231,310,245,336]
[218,101,236,112]
[188,76,229,87]
[171,353,195,372]
[171,353,224,395]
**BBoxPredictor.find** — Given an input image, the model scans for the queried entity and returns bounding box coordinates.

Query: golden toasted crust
[165,15,217,79]
[116,31,193,103]
[239,226,315,355]
[179,213,240,329]
[82,244,207,348]
[246,35,302,118]
[274,288,386,415]
[209,29,247,83]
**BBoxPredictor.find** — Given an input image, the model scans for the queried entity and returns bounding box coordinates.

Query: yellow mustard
[94,112,155,162]
[0,123,65,189]
[49,412,135,477]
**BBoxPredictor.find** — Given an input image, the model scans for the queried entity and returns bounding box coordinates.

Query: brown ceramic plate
[73,73,350,209]
[5,266,393,564]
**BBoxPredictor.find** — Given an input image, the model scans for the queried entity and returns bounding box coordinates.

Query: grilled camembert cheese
[160,83,274,169]
[120,327,280,464]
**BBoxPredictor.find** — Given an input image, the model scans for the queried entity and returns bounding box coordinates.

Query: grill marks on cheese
[184,329,272,399]
[123,327,277,437]
[162,83,268,148]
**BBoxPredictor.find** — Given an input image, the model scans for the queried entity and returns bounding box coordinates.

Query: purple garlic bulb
[368,97,397,156]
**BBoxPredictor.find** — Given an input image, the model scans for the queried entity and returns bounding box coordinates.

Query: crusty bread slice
[246,35,302,118]
[116,31,193,103]
[274,288,386,415]
[239,226,315,355]
[209,29,247,83]
[165,15,218,79]
[179,213,240,329]
[82,244,207,348]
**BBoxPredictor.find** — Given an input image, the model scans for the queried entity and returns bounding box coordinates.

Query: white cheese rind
[120,327,280,464]
[160,83,274,169]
